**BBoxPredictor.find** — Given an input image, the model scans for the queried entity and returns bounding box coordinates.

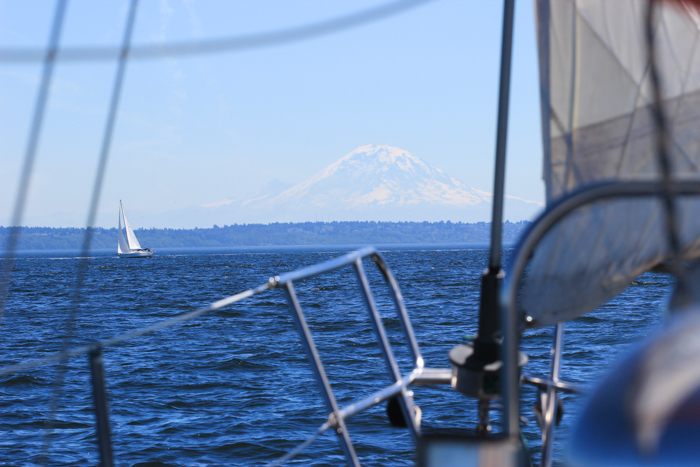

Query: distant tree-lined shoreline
[0,221,531,251]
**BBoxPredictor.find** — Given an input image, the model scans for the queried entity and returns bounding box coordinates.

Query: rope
[40,1,140,462]
[263,422,331,467]
[0,0,435,64]
[0,0,68,326]
[645,0,689,307]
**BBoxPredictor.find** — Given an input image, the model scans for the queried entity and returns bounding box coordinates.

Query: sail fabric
[121,205,142,250]
[523,0,700,326]
[117,209,131,254]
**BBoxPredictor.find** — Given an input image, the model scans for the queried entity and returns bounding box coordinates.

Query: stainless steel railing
[269,246,443,466]
[0,246,453,467]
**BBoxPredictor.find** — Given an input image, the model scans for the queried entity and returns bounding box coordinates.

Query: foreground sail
[523,0,700,326]
[117,201,154,258]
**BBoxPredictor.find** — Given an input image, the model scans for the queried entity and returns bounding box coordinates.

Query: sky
[0,0,544,228]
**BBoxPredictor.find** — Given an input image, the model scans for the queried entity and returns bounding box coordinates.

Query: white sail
[121,201,143,251]
[523,0,700,326]
[117,204,131,254]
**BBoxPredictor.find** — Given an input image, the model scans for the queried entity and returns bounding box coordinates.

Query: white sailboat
[117,201,154,258]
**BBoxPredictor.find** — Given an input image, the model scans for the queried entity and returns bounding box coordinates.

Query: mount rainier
[195,144,543,226]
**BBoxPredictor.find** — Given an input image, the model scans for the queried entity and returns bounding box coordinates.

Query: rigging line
[645,0,689,306]
[263,422,332,467]
[0,0,436,64]
[0,285,269,378]
[40,1,140,462]
[0,0,68,326]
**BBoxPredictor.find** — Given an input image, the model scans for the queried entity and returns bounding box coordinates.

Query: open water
[0,245,672,466]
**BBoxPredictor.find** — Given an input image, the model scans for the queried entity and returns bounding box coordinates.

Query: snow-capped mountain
[98,145,543,228]
[207,144,543,224]
[256,144,488,209]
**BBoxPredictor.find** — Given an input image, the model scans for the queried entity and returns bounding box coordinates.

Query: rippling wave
[0,246,670,465]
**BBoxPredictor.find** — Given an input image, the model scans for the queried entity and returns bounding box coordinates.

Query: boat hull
[117,251,154,258]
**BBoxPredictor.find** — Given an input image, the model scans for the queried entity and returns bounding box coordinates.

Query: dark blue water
[0,245,671,466]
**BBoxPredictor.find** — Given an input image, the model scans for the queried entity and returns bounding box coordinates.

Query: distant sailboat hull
[118,250,154,258]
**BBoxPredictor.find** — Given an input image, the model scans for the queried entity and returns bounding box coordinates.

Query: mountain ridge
[196,144,543,227]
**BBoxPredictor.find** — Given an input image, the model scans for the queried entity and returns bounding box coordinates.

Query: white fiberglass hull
[117,250,154,258]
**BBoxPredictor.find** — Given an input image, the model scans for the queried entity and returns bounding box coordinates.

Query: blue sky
[0,0,544,227]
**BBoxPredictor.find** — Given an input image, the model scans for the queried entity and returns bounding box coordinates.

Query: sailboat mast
[472,0,515,365]
[451,0,515,433]
[488,0,515,271]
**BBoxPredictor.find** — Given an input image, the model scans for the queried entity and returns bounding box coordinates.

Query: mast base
[448,344,528,399]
